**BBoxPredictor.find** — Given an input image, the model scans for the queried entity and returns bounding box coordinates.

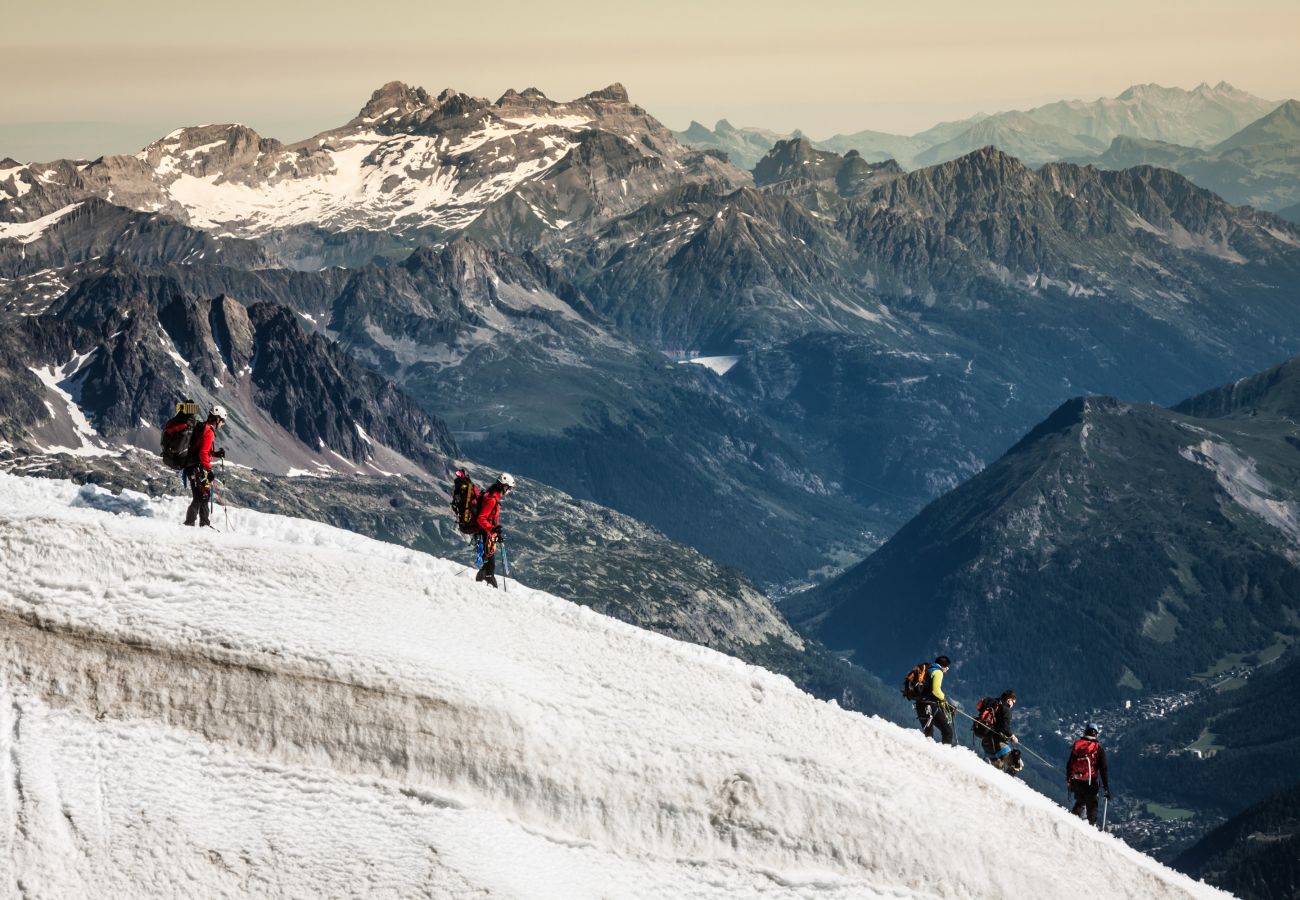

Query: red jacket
[475,487,503,534]
[190,422,215,470]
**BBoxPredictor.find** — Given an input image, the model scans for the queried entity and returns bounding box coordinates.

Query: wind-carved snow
[1180,439,1300,544]
[0,202,83,243]
[0,475,1226,899]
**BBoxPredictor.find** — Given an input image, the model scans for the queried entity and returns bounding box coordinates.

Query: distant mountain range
[1076,99,1300,213]
[1,81,742,269]
[673,83,1299,213]
[6,82,1300,594]
[676,82,1280,166]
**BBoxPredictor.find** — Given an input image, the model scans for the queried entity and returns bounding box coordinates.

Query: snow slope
[0,473,1226,899]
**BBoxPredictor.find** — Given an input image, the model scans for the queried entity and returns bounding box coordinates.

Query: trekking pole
[500,544,509,594]
[1102,796,1109,832]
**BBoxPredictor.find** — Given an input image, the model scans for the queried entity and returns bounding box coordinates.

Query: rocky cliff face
[5,263,458,476]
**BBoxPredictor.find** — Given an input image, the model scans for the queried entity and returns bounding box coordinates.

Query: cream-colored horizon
[3,0,1298,160]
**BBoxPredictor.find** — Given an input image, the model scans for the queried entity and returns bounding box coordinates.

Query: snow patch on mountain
[25,359,114,457]
[0,474,1227,898]
[0,202,83,243]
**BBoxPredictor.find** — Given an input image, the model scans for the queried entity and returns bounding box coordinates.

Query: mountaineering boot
[484,575,498,588]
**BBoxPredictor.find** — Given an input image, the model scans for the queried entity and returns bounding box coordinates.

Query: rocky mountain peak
[495,86,553,105]
[582,83,630,103]
[679,121,715,142]
[1117,82,1174,101]
[927,145,1035,188]
[357,81,434,121]
[754,138,842,185]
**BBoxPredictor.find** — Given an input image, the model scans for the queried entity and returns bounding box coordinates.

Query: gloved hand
[214,447,226,459]
[1104,790,1111,800]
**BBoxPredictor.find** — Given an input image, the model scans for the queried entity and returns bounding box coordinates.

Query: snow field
[0,474,1227,898]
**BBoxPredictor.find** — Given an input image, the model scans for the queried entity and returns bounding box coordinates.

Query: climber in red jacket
[474,473,515,587]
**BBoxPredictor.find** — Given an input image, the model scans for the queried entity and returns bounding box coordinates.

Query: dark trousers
[916,701,954,745]
[1070,780,1101,826]
[184,467,212,526]
[476,534,498,587]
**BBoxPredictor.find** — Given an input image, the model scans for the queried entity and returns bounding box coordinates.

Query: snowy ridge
[0,474,1225,898]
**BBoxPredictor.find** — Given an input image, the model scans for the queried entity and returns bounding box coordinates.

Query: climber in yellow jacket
[916,655,957,745]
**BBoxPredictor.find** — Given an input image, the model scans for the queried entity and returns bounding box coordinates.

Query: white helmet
[210,405,227,420]
[498,472,516,488]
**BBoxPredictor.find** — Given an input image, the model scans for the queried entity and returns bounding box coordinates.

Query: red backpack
[973,697,1000,740]
[1068,738,1101,783]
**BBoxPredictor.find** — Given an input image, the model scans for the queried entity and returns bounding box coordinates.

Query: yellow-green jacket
[927,665,947,701]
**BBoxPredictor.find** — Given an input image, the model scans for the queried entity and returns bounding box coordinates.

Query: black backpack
[901,662,931,701]
[450,468,482,534]
[161,400,199,470]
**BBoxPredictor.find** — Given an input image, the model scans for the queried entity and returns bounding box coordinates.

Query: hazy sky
[3,0,1298,159]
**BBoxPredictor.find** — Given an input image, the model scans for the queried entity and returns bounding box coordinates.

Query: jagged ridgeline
[674,82,1296,212]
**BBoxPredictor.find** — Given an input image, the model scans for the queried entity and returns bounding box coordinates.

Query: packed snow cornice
[0,473,1227,898]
